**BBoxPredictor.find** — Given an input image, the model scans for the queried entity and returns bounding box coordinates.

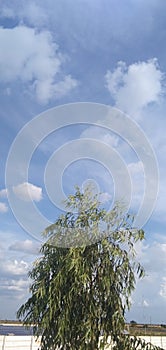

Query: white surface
[0,336,41,350]
[104,336,166,349]
[0,335,166,349]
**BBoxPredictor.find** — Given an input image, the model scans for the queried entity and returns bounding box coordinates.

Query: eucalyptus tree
[17,187,161,350]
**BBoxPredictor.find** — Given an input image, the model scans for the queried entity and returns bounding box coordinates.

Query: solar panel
[0,325,33,336]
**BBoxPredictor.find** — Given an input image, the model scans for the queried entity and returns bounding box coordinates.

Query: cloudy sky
[0,0,166,323]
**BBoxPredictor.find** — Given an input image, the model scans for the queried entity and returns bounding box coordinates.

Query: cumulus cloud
[9,239,41,255]
[13,182,42,202]
[0,241,31,301]
[52,75,78,99]
[35,74,78,104]
[0,25,77,104]
[0,202,8,213]
[1,259,29,276]
[105,59,164,118]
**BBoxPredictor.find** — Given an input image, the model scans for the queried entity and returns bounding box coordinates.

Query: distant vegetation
[0,320,21,324]
[128,324,166,336]
[1,320,166,336]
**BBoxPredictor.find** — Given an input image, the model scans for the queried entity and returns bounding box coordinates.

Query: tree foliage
[17,187,162,350]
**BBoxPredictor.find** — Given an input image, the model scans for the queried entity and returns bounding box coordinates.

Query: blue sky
[0,0,166,323]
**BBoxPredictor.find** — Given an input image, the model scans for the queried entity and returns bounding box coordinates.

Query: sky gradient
[0,0,166,323]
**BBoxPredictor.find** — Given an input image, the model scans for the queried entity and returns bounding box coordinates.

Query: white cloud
[0,2,47,26]
[135,240,166,275]
[135,240,166,296]
[0,25,77,104]
[19,3,47,26]
[0,188,8,198]
[52,75,78,99]
[1,259,29,276]
[9,239,41,255]
[0,278,29,295]
[13,182,42,202]
[0,238,32,301]
[0,26,59,82]
[80,126,119,148]
[0,202,8,213]
[126,238,166,322]
[99,192,112,203]
[105,59,164,118]
[35,74,78,104]
[128,161,144,176]
[3,279,29,292]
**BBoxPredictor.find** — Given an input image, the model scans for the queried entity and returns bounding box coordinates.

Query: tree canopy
[17,187,162,350]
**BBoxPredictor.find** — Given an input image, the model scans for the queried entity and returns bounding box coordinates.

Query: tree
[17,187,161,350]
